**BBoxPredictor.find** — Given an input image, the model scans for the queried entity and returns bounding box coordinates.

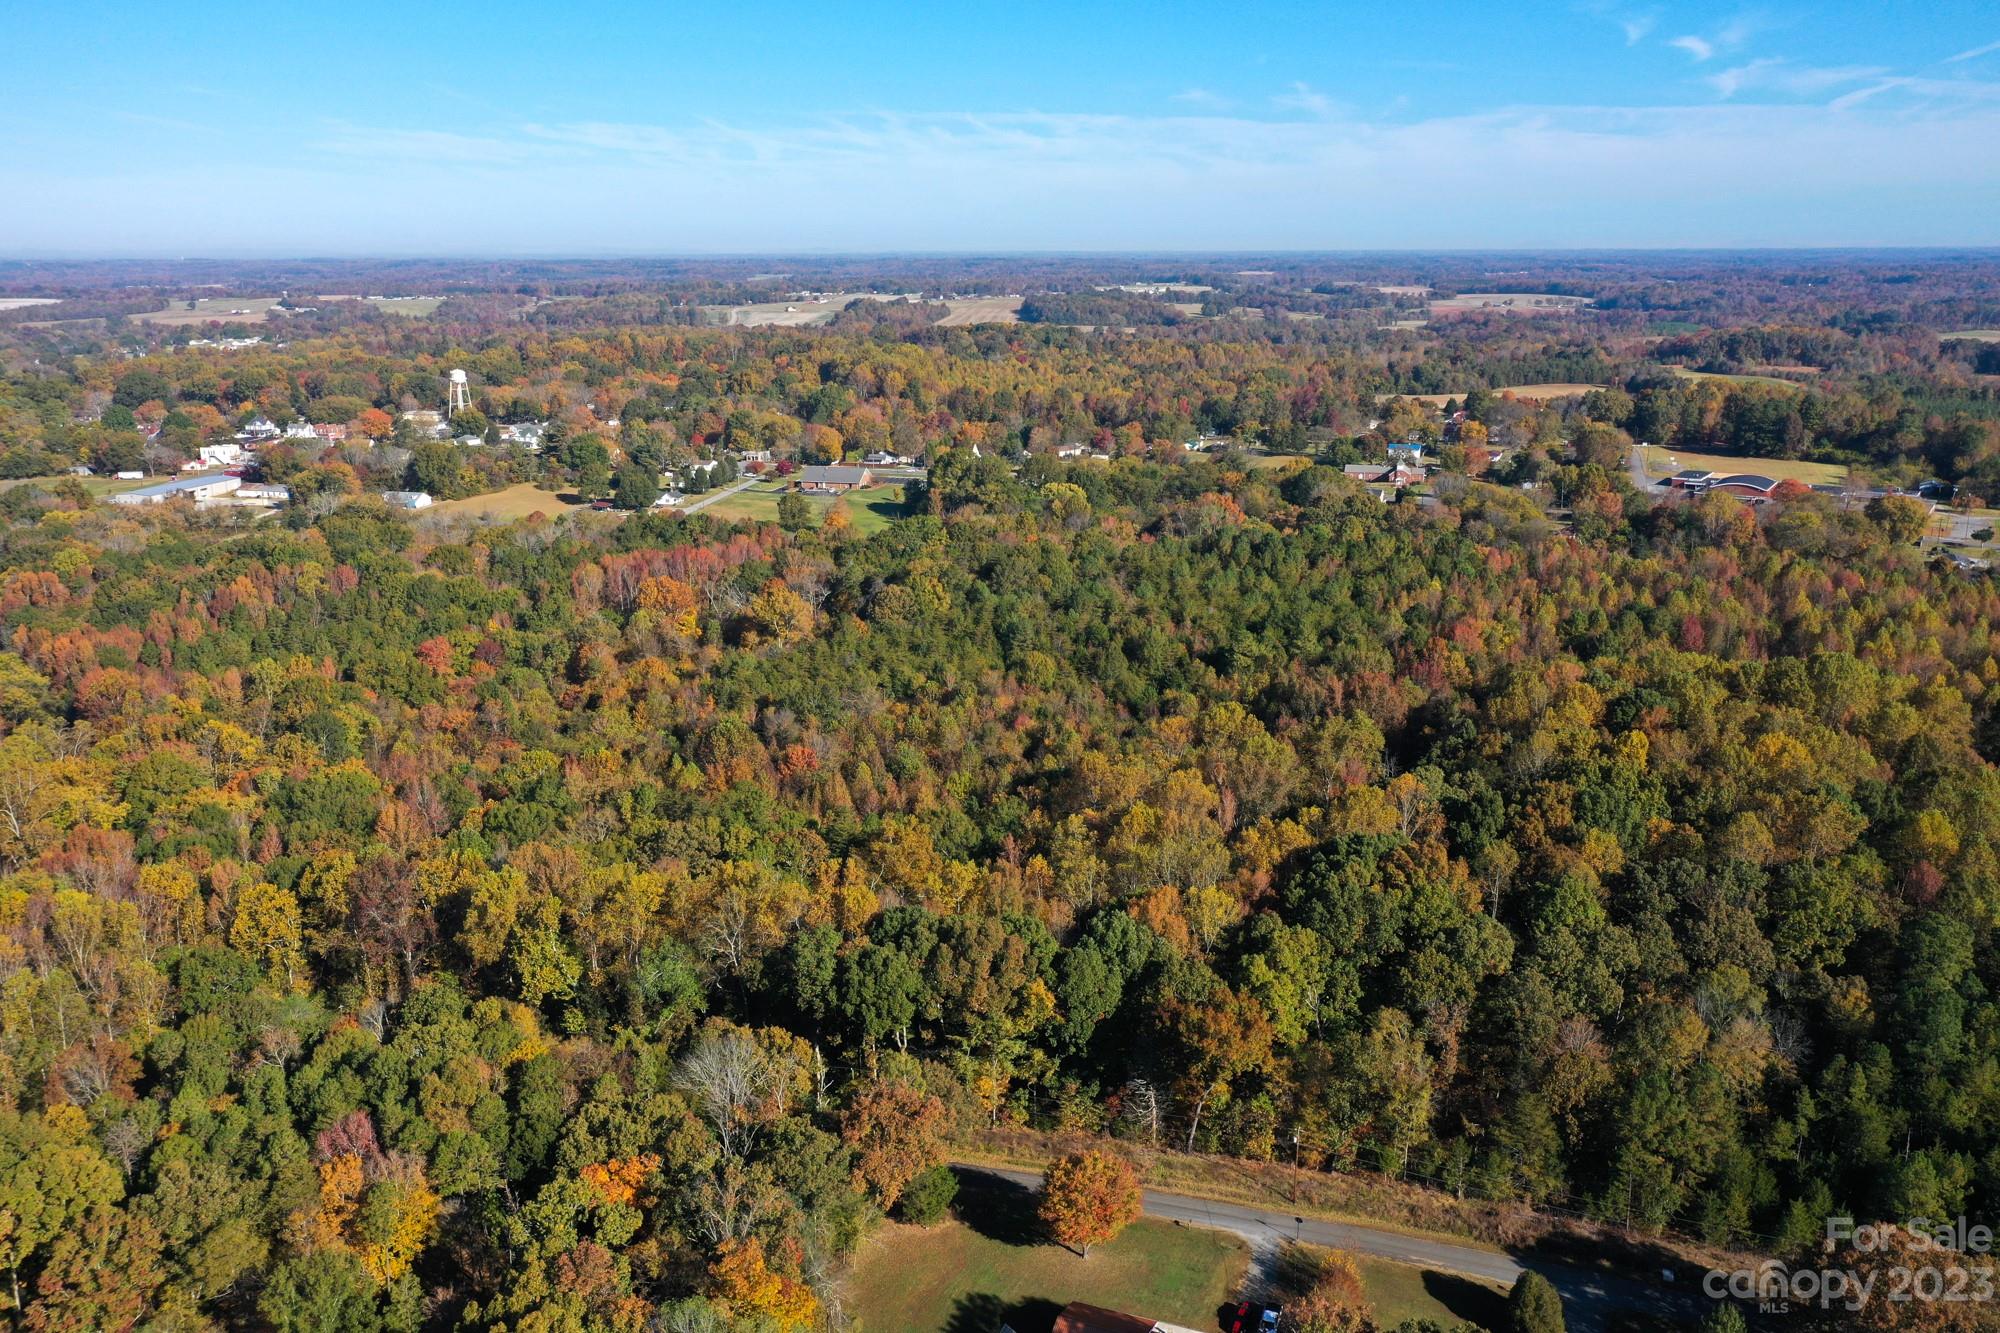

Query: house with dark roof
[794,464,876,494]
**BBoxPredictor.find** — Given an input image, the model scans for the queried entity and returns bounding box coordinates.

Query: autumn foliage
[1039,1150,1143,1257]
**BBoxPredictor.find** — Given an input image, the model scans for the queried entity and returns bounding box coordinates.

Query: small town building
[109,474,242,505]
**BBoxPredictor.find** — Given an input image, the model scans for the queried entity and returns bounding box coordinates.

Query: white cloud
[1670,35,1715,61]
[1707,59,1885,99]
[1713,13,1770,50]
[315,124,544,165]
[1621,14,1658,44]
[10,93,2000,252]
[1945,38,2000,64]
[1172,88,1230,109]
[1271,82,1334,116]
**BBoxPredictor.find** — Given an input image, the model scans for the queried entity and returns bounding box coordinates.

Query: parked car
[1225,1301,1280,1333]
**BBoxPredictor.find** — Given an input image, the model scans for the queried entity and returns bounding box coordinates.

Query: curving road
[953,1163,1707,1331]
[673,475,763,514]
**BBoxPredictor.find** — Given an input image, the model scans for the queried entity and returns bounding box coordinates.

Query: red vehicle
[1226,1301,1281,1333]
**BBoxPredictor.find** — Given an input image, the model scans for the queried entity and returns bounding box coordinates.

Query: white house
[282,420,319,440]
[198,442,248,468]
[381,490,434,510]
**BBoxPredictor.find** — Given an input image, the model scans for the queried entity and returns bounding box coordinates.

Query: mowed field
[320,295,446,317]
[0,473,151,498]
[1382,383,1605,407]
[0,297,61,311]
[714,299,853,327]
[133,297,291,325]
[1642,445,1848,486]
[1668,365,1808,390]
[847,1215,1249,1333]
[1944,330,2000,343]
[420,484,592,523]
[1428,292,1590,314]
[698,480,907,534]
[937,295,1023,326]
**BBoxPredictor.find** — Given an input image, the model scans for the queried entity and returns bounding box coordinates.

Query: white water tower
[447,368,470,415]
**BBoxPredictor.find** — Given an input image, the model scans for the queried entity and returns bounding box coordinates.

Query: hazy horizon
[5,0,1999,253]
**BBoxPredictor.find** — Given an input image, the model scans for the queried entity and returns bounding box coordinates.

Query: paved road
[1628,443,1664,494]
[673,475,762,515]
[954,1164,1705,1331]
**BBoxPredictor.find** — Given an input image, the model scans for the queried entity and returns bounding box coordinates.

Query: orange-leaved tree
[1038,1150,1141,1257]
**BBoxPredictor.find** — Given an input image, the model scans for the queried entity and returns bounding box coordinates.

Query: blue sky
[3,0,1998,253]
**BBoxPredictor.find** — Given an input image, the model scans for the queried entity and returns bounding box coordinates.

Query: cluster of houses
[1343,441,1431,499]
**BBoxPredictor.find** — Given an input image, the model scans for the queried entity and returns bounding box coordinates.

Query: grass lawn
[701,481,907,534]
[422,483,588,522]
[848,1174,1249,1333]
[1354,1256,1507,1328]
[1385,383,1604,407]
[1666,365,1806,390]
[1264,1246,1507,1332]
[131,297,289,326]
[1641,445,1848,486]
[0,473,151,498]
[370,296,443,316]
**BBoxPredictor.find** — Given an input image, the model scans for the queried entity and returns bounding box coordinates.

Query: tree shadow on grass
[1420,1271,1509,1328]
[945,1291,1065,1333]
[1262,1243,1325,1302]
[951,1168,1047,1247]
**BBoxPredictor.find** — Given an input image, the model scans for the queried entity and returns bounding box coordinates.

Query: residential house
[399,410,449,439]
[794,465,875,494]
[237,416,281,442]
[233,482,291,505]
[196,442,247,469]
[281,420,319,441]
[1343,462,1427,488]
[1048,1302,1202,1333]
[313,423,349,443]
[381,490,434,510]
